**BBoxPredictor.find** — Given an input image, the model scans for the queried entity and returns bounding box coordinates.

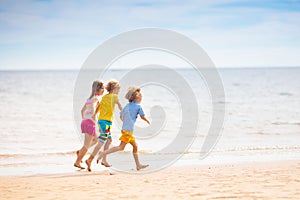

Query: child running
[97,86,150,170]
[85,80,122,171]
[74,80,104,169]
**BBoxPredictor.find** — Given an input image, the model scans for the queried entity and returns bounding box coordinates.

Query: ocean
[0,67,299,175]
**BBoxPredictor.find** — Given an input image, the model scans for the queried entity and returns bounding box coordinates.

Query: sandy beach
[1,160,299,200]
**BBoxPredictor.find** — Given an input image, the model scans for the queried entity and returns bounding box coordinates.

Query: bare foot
[76,150,82,163]
[85,159,92,172]
[101,161,112,167]
[96,152,104,164]
[137,164,149,171]
[74,163,85,170]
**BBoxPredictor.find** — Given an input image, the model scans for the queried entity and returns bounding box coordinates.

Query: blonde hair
[105,80,120,93]
[89,80,103,99]
[125,86,141,102]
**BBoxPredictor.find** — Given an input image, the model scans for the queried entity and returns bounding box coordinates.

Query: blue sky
[0,0,300,70]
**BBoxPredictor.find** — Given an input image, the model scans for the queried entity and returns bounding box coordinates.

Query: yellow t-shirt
[98,93,119,122]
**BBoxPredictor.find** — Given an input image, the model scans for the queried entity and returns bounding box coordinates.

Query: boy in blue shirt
[97,86,150,170]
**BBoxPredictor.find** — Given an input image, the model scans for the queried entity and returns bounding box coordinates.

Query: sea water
[0,67,299,175]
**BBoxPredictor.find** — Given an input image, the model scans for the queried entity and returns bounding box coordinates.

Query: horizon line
[0,65,300,72]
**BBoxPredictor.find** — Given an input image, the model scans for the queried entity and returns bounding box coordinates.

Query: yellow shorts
[119,130,135,144]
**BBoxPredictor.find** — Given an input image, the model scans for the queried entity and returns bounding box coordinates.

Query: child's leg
[76,136,97,162]
[85,141,104,172]
[130,141,149,170]
[97,141,127,162]
[89,136,98,148]
[100,138,112,167]
[74,133,94,169]
[74,148,87,169]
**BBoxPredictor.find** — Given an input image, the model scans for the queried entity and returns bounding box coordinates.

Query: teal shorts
[97,120,112,143]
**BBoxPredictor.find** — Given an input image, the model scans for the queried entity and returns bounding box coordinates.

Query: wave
[0,150,155,158]
[251,132,281,135]
[1,145,300,158]
[272,121,300,126]
[125,145,300,155]
[278,92,293,96]
[0,151,77,158]
[213,145,300,153]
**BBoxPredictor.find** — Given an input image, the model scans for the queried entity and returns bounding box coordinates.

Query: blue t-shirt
[120,101,145,131]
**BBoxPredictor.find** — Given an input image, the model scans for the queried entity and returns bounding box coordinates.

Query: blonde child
[74,80,104,169]
[85,80,122,171]
[97,86,150,170]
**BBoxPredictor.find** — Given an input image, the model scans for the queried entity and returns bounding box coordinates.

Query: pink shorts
[81,119,96,136]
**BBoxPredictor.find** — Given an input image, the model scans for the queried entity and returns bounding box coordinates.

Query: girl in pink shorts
[74,80,104,169]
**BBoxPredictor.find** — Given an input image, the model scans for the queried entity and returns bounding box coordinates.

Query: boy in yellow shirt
[85,80,122,171]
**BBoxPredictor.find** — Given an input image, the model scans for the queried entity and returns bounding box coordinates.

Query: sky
[0,0,300,70]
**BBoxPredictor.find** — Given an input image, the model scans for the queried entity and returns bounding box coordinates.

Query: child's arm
[141,115,150,125]
[116,100,122,111]
[94,103,100,116]
[92,102,100,120]
[92,102,100,121]
[81,104,86,119]
[120,115,123,122]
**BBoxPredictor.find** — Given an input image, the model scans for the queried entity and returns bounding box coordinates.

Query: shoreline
[1,146,300,177]
[1,160,299,199]
[0,153,300,177]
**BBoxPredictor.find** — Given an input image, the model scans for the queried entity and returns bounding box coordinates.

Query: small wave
[248,131,281,136]
[214,101,230,104]
[0,151,78,158]
[278,92,293,96]
[1,145,300,159]
[272,121,300,126]
[272,122,286,125]
[213,145,300,153]
[0,162,36,167]
[116,146,300,155]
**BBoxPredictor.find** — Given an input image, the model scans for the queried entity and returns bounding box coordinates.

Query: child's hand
[141,116,150,125]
